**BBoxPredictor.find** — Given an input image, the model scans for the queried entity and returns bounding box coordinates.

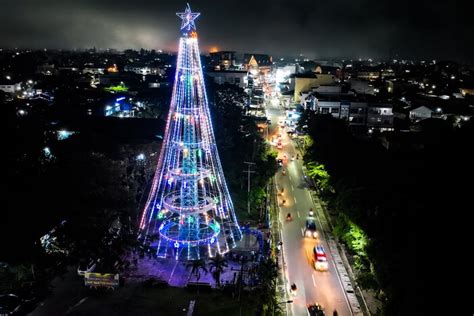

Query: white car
[313,245,328,271]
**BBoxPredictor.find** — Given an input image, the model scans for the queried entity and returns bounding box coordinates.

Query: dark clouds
[0,0,472,60]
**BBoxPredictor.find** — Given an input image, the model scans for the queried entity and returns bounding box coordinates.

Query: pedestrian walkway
[269,178,292,316]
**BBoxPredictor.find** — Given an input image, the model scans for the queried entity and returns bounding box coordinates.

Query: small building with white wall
[206,70,247,88]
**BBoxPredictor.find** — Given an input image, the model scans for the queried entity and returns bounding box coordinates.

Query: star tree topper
[176,3,200,32]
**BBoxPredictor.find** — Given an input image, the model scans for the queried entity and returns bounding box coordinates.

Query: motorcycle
[290,283,298,296]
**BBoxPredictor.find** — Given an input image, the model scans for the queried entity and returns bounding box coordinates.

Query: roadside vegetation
[298,110,473,315]
[208,83,277,222]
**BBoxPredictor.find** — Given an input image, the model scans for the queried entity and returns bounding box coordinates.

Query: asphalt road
[266,102,352,316]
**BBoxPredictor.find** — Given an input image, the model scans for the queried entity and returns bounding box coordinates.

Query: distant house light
[43,147,51,157]
[58,130,74,140]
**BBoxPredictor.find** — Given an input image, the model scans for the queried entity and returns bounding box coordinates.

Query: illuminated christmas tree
[139,4,241,260]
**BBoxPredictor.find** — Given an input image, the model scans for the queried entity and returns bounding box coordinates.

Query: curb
[308,191,371,316]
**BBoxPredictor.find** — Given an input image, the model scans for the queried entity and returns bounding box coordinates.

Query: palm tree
[256,257,279,314]
[185,259,208,282]
[208,253,228,288]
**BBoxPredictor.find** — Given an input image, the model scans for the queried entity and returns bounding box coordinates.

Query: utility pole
[243,162,256,214]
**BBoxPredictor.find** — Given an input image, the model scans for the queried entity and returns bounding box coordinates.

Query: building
[349,79,376,95]
[300,85,342,107]
[314,65,342,79]
[275,64,297,91]
[124,64,164,76]
[459,87,474,97]
[105,96,135,117]
[83,66,105,75]
[36,63,57,76]
[409,105,437,121]
[206,70,247,88]
[209,51,236,70]
[309,93,394,132]
[290,73,336,102]
[356,67,380,81]
[0,79,21,93]
[243,54,273,73]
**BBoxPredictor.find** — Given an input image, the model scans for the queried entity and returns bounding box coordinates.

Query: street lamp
[273,300,293,316]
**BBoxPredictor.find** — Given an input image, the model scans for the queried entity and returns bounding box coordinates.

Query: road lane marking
[301,228,304,237]
[312,274,316,287]
[307,186,355,316]
[294,197,297,204]
[297,210,300,218]
[291,184,294,191]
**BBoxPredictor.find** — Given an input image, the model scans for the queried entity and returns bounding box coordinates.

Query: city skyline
[1,0,473,61]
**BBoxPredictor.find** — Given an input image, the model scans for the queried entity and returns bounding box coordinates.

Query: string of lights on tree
[139,3,241,260]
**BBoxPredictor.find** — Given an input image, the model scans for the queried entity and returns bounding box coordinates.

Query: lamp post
[273,300,293,315]
[243,162,256,214]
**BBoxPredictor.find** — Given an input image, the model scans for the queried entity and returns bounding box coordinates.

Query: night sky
[1,0,473,61]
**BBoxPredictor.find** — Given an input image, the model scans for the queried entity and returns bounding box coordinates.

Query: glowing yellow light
[107,64,118,73]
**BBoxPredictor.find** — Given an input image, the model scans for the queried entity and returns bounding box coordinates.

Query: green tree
[306,162,332,193]
[254,258,280,315]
